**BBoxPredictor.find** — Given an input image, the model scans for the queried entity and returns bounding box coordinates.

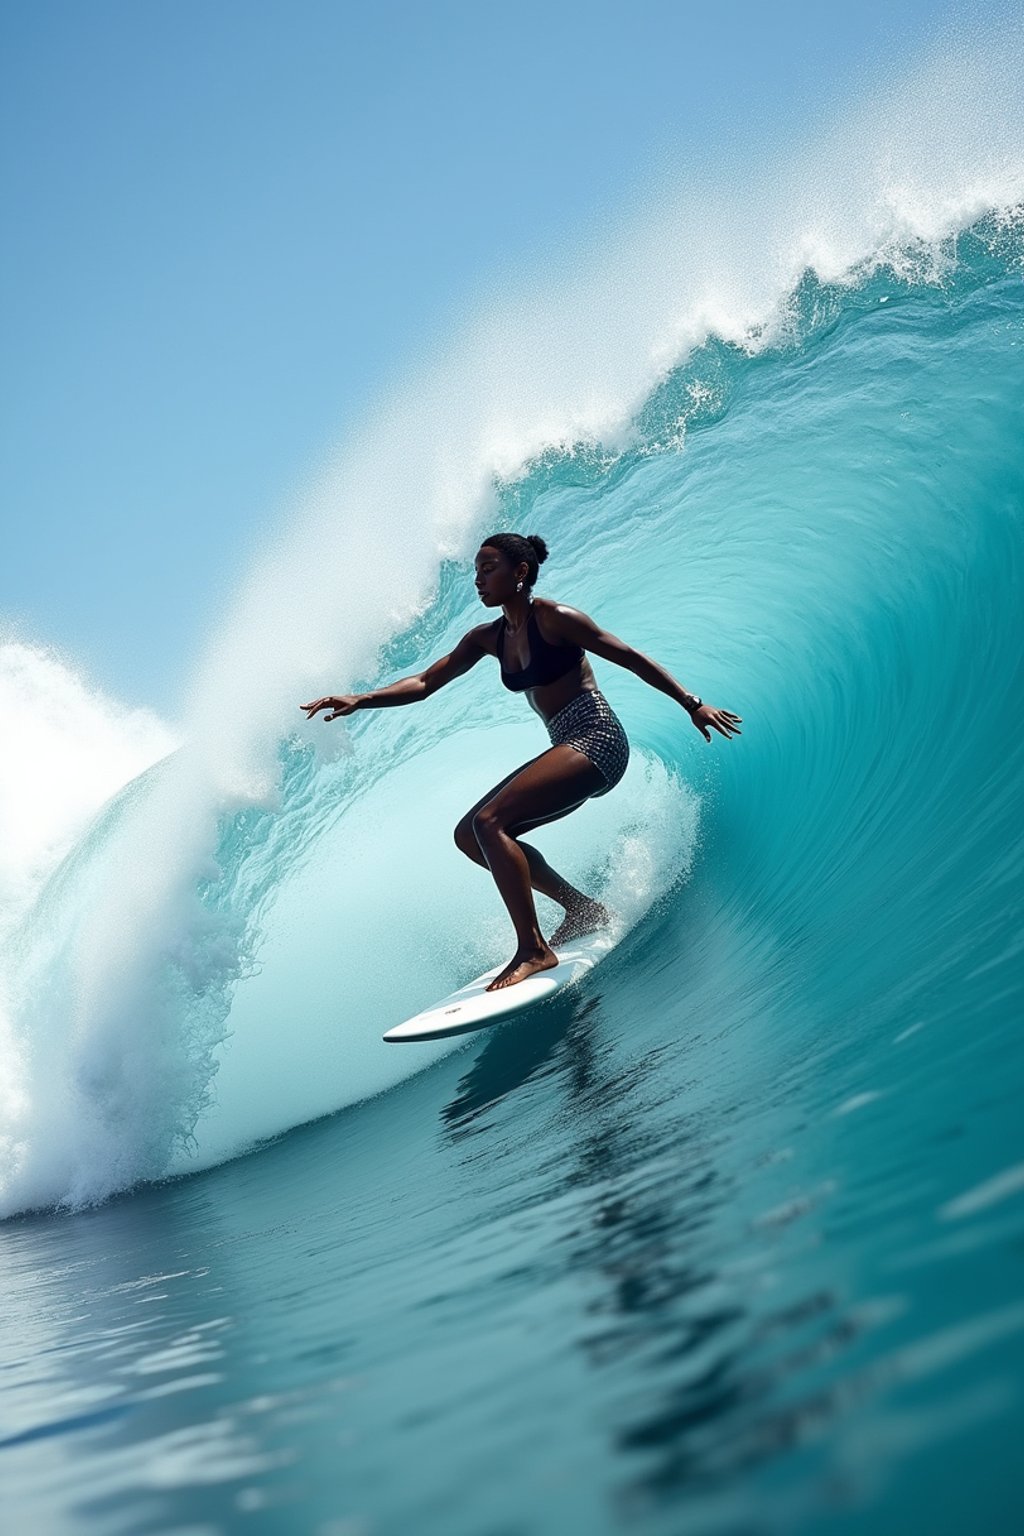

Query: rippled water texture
[3,9,1024,1507]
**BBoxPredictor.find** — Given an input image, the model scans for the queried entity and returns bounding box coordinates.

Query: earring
[516,581,523,592]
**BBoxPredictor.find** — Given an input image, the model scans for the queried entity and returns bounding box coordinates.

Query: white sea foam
[0,640,176,932]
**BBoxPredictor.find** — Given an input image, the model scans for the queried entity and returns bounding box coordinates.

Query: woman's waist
[543,687,616,731]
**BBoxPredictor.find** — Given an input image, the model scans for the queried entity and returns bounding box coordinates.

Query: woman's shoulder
[468,616,504,657]
[531,595,558,625]
[532,597,581,644]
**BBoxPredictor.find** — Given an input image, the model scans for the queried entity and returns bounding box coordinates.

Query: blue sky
[0,0,985,712]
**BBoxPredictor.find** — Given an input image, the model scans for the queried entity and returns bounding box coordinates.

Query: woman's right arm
[301,624,492,721]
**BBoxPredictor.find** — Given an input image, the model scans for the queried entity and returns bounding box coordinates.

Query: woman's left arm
[550,603,743,743]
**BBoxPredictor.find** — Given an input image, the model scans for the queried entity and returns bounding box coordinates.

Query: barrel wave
[4,209,1021,1213]
[1,29,1023,1536]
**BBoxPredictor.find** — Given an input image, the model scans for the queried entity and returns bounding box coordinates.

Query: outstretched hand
[300,695,360,722]
[690,703,742,742]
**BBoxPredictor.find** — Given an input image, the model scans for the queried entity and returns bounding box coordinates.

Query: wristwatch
[686,696,703,714]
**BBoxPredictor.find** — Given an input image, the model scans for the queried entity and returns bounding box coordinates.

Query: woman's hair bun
[526,534,549,564]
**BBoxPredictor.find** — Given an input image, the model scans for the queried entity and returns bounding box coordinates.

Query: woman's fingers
[695,705,743,740]
[301,698,342,719]
[301,696,356,721]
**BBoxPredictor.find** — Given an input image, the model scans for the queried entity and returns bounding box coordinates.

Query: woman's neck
[503,595,533,633]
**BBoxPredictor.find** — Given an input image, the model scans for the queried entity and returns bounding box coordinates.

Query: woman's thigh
[456,756,543,835]
[472,744,605,836]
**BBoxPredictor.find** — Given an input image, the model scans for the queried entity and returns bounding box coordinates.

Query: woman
[301,533,742,992]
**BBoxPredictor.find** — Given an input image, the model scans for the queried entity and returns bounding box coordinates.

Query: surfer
[301,533,742,991]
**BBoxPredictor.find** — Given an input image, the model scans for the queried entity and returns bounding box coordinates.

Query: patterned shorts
[545,688,630,797]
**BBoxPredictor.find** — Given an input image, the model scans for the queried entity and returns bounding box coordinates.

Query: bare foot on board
[485,946,560,992]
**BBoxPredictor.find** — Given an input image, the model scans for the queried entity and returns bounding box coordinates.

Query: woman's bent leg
[470,745,606,990]
[455,761,593,906]
[457,804,591,907]
[454,751,614,953]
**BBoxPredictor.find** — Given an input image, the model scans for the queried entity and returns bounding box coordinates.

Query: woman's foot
[548,898,614,948]
[486,945,559,991]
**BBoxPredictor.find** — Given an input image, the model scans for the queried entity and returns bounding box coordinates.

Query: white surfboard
[382,930,617,1043]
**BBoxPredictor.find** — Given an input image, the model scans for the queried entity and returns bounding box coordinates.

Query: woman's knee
[454,817,484,861]
[471,806,504,844]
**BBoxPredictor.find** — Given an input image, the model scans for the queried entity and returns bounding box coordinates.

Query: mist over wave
[0,641,176,933]
[1,20,1022,1217]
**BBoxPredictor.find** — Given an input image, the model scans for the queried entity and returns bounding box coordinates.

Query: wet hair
[478,532,549,591]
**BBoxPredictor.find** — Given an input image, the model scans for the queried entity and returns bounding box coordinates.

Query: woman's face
[474,546,522,606]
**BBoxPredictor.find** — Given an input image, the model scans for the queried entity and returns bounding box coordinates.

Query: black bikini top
[496,605,584,692]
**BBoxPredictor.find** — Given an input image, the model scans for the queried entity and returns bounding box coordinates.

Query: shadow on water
[441,989,601,1132]
[433,933,896,1533]
[437,959,812,1528]
[439,884,698,1135]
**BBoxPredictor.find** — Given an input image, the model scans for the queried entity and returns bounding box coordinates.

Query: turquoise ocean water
[2,42,1023,1536]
